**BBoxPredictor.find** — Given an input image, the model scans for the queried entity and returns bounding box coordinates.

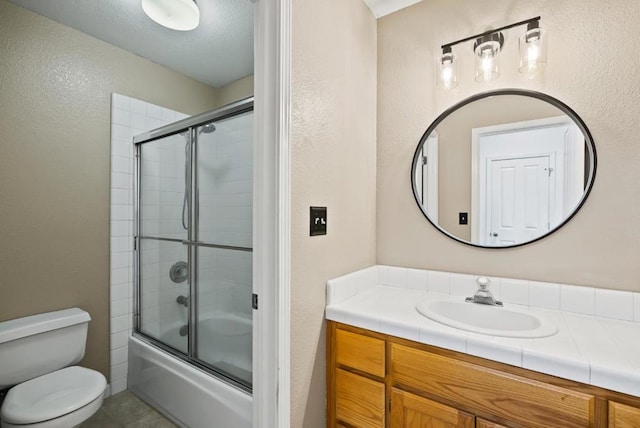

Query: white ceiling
[9,0,254,88]
[363,0,423,18]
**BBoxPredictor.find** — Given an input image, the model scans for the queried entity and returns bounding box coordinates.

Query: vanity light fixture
[519,20,547,75]
[474,32,504,82]
[141,0,200,31]
[438,46,458,89]
[439,17,544,89]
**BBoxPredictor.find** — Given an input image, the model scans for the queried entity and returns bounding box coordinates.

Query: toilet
[0,308,107,428]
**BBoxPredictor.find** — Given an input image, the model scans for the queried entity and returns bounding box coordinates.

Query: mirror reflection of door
[472,116,585,246]
[487,155,552,246]
[414,132,439,223]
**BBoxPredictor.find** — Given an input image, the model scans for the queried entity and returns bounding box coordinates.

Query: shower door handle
[181,240,206,247]
[181,240,253,252]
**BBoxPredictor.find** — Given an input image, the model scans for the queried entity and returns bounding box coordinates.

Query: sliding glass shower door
[134,99,254,390]
[138,132,190,354]
[194,112,253,385]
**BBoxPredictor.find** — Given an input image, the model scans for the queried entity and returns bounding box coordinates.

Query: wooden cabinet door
[477,419,508,428]
[609,401,640,428]
[335,368,385,427]
[390,388,474,428]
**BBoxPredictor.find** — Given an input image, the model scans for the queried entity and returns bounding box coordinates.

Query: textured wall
[377,0,640,290]
[216,75,254,108]
[0,0,218,379]
[290,0,377,425]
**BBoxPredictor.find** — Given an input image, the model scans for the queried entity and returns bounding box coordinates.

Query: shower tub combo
[127,98,254,427]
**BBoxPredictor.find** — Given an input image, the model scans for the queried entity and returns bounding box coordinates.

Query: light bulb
[474,32,503,82]
[519,22,546,74]
[481,54,493,80]
[438,48,458,89]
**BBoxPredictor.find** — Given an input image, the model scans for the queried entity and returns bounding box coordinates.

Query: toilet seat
[1,366,106,426]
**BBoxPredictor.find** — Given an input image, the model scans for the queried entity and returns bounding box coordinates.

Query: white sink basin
[415,299,558,338]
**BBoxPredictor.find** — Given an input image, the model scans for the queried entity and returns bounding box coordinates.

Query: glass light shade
[438,50,458,90]
[474,44,500,82]
[474,33,503,82]
[519,27,547,74]
[142,0,200,31]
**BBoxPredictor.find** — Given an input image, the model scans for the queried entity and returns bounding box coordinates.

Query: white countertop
[326,283,640,398]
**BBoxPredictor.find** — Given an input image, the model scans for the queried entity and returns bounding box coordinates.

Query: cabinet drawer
[336,368,385,427]
[609,401,640,428]
[336,328,385,377]
[391,343,594,428]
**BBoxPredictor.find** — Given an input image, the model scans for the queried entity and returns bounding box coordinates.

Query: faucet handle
[466,277,502,306]
[475,276,490,290]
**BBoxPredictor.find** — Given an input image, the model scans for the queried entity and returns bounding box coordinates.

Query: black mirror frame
[411,88,597,249]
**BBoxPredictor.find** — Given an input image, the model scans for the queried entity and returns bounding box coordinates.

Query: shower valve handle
[176,295,189,307]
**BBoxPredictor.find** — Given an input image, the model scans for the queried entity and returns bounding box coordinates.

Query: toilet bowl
[0,309,107,428]
[1,366,106,428]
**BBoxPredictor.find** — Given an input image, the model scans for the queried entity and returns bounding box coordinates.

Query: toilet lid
[1,366,106,424]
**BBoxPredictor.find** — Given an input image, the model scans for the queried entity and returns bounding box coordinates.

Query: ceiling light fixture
[141,0,200,31]
[438,17,544,89]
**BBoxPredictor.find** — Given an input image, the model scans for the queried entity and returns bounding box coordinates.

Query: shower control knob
[169,261,188,283]
[176,295,189,307]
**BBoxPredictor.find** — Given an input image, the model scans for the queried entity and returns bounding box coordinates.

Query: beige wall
[290,0,377,425]
[216,75,254,107]
[378,0,640,290]
[0,0,218,378]
[435,95,562,240]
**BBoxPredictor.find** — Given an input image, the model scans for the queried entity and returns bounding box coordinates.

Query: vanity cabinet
[327,321,640,428]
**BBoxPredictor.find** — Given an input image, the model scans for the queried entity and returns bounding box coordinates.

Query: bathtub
[127,312,252,427]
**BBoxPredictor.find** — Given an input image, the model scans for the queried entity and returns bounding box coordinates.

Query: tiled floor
[79,390,177,427]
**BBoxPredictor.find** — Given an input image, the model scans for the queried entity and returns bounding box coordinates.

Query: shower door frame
[132,97,254,393]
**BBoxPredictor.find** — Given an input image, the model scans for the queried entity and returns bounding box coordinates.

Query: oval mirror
[412,89,597,248]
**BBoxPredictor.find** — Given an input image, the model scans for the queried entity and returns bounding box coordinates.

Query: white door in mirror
[474,118,581,246]
[488,155,551,246]
[415,298,558,338]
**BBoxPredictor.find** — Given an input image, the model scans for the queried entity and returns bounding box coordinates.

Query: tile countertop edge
[326,286,640,399]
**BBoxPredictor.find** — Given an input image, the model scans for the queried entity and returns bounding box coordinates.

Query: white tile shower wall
[110,93,189,394]
[327,265,640,324]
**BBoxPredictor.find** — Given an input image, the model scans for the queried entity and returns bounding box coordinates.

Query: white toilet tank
[0,308,91,389]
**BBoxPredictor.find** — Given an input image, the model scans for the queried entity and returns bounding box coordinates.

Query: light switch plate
[459,212,468,225]
[310,206,327,236]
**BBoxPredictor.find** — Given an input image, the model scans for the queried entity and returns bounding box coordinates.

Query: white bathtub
[127,313,252,427]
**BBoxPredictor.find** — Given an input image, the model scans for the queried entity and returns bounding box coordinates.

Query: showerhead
[199,123,216,134]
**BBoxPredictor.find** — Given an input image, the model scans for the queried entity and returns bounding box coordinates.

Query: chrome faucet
[466,277,503,306]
